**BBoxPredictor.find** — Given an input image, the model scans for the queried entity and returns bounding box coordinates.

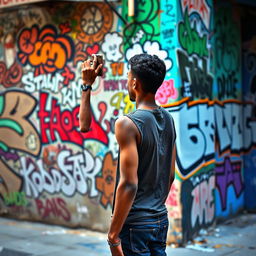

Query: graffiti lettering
[110,92,135,115]
[0,61,22,88]
[168,100,215,176]
[215,102,244,154]
[177,49,213,99]
[104,79,127,92]
[167,100,256,177]
[181,171,214,241]
[35,197,71,221]
[191,175,215,227]
[215,157,244,210]
[22,71,64,93]
[61,81,81,108]
[17,24,74,76]
[38,92,108,146]
[21,149,102,198]
[3,191,27,206]
[178,10,208,58]
[155,79,178,105]
[110,63,124,77]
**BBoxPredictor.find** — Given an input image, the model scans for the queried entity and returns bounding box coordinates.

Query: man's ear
[133,78,137,89]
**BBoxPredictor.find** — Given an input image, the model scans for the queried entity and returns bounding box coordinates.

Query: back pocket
[130,228,156,253]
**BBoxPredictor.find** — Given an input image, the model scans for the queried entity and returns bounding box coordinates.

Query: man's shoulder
[115,115,137,132]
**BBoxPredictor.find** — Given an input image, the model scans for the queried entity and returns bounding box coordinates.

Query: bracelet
[107,238,121,247]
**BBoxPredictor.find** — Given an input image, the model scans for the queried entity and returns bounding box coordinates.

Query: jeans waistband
[126,213,168,225]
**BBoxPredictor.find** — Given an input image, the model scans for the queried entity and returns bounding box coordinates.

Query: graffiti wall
[163,0,254,242]
[0,2,130,231]
[1,0,256,243]
[165,0,216,242]
[0,0,180,234]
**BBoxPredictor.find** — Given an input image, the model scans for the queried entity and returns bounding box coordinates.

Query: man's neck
[136,94,159,110]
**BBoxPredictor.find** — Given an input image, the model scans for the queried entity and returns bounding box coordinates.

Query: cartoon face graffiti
[102,32,123,62]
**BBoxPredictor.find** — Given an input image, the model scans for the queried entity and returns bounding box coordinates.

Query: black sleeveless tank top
[112,107,176,223]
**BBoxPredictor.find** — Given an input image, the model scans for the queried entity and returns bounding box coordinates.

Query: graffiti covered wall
[1,0,256,243]
[162,0,255,242]
[0,2,131,231]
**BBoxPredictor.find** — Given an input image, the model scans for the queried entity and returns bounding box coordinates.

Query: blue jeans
[119,214,168,256]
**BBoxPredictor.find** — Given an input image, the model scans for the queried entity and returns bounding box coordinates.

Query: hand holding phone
[92,54,103,76]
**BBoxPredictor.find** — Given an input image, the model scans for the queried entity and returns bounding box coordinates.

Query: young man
[80,54,176,256]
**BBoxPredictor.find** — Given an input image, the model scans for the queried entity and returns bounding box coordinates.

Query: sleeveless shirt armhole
[124,114,143,150]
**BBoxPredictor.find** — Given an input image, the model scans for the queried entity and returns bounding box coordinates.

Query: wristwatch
[81,84,92,91]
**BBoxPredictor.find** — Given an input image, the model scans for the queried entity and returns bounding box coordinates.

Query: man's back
[124,107,176,223]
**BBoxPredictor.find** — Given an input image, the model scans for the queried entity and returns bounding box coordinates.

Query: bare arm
[108,116,139,256]
[79,56,102,132]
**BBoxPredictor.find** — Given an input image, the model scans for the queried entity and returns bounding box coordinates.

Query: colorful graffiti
[181,170,215,241]
[167,99,256,178]
[215,157,244,211]
[21,148,102,198]
[0,61,23,88]
[122,0,161,51]
[75,3,113,45]
[0,0,255,244]
[3,192,27,206]
[0,90,40,197]
[38,92,108,146]
[35,197,71,221]
[96,152,117,208]
[180,0,211,30]
[17,24,74,77]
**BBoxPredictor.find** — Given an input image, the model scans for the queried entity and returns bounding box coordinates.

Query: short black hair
[128,53,166,94]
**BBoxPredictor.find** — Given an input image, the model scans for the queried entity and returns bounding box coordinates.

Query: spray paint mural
[0,2,130,231]
[1,0,256,243]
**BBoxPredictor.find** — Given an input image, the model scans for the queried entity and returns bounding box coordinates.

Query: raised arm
[79,55,102,132]
[108,116,140,256]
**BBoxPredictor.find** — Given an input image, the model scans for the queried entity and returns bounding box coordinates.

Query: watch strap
[81,84,92,91]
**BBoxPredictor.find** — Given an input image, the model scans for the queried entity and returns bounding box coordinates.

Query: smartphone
[92,54,103,76]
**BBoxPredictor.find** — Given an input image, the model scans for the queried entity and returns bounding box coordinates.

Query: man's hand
[81,55,103,85]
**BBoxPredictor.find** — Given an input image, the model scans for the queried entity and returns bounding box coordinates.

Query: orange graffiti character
[18,25,74,76]
[96,152,117,208]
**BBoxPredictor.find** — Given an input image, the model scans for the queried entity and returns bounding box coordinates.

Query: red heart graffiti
[86,44,99,55]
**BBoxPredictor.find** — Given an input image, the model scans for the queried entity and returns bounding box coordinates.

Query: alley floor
[0,213,255,256]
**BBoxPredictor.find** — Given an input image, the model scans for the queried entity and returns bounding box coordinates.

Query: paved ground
[0,213,255,256]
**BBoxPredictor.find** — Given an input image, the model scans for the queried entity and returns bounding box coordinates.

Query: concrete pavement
[0,213,255,256]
